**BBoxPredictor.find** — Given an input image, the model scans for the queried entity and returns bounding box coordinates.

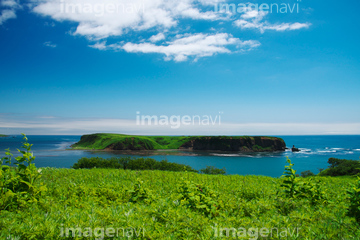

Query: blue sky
[0,0,360,135]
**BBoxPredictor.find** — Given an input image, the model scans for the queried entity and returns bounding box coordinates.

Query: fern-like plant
[280,157,298,198]
[0,134,46,210]
[280,157,326,205]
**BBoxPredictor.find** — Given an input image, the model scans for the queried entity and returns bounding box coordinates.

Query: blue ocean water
[0,135,359,177]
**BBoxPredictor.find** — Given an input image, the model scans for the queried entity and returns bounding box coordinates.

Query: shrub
[319,158,360,176]
[301,170,315,178]
[176,178,222,217]
[72,157,198,172]
[72,157,129,169]
[200,166,226,175]
[128,178,154,204]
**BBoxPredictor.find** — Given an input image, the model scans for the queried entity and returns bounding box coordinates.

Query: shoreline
[67,148,287,156]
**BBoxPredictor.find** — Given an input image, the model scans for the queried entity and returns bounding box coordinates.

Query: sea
[0,135,359,178]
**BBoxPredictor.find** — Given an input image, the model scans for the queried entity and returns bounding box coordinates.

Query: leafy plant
[176,178,222,217]
[280,157,326,205]
[280,157,298,198]
[0,134,46,211]
[297,178,327,205]
[128,178,154,204]
[347,177,360,223]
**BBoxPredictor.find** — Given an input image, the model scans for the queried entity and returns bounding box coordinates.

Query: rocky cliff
[179,136,285,152]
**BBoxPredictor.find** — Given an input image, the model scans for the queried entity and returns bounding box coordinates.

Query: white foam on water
[317,150,336,153]
[295,148,314,154]
[210,153,241,157]
[299,148,312,152]
[55,141,75,150]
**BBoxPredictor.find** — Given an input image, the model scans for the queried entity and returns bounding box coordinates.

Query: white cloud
[234,10,311,33]
[264,22,311,31]
[107,33,260,62]
[149,33,165,42]
[0,0,20,25]
[26,0,311,61]
[89,41,107,50]
[32,0,227,39]
[0,9,16,24]
[1,0,18,8]
[43,41,57,48]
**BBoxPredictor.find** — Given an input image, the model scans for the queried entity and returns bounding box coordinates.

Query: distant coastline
[0,134,8,137]
[71,133,286,152]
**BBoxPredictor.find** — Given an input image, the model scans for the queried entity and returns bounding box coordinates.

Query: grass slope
[71,133,283,151]
[0,168,359,239]
[0,134,8,137]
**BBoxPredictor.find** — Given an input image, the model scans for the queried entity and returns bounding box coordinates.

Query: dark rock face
[179,136,286,152]
[292,145,300,152]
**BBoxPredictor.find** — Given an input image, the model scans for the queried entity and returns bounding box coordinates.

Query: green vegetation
[319,158,360,176]
[72,157,198,172]
[72,157,226,175]
[2,136,360,239]
[347,177,360,223]
[71,133,286,152]
[200,166,226,175]
[0,134,8,137]
[300,170,315,178]
[71,133,192,150]
[281,158,327,206]
[1,163,360,238]
[1,134,47,211]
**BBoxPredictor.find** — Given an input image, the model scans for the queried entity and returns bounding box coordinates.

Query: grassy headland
[0,134,8,137]
[71,133,286,152]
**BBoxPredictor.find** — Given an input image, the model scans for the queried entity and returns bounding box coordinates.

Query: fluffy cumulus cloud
[234,10,310,33]
[149,33,166,43]
[92,33,260,62]
[0,0,21,25]
[0,0,311,61]
[32,0,228,39]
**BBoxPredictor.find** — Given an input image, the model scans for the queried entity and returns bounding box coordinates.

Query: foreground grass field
[1,167,359,239]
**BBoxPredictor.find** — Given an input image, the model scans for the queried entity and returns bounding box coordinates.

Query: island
[71,133,286,152]
[0,134,8,137]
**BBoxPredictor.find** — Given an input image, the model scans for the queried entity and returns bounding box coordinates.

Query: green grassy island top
[0,134,8,137]
[71,133,286,152]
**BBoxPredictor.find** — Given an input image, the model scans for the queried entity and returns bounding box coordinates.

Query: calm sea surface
[1,135,359,177]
